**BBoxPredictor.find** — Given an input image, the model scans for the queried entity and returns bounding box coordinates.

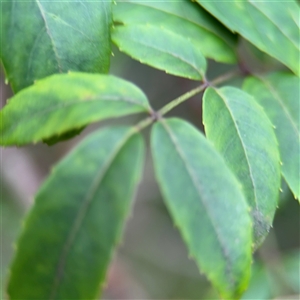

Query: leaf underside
[243,72,300,201]
[1,0,112,92]
[196,0,300,76]
[113,0,237,64]
[151,118,252,299]
[0,73,151,146]
[203,87,281,248]
[8,126,145,299]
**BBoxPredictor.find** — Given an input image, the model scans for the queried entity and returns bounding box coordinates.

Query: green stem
[134,69,241,132]
[158,68,240,117]
[158,82,208,117]
[208,68,241,87]
[133,115,155,132]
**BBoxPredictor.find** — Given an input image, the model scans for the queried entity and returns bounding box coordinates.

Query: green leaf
[151,118,252,299]
[0,73,151,146]
[241,263,273,299]
[243,73,300,201]
[203,87,281,248]
[7,126,145,299]
[282,250,300,293]
[113,0,237,64]
[1,0,112,92]
[112,24,207,80]
[196,0,300,76]
[42,127,86,146]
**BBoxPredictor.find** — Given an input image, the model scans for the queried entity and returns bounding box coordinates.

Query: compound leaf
[243,73,300,201]
[151,118,252,299]
[8,126,145,299]
[0,73,151,146]
[1,0,112,92]
[113,0,237,64]
[203,87,281,248]
[196,0,300,75]
[112,24,207,80]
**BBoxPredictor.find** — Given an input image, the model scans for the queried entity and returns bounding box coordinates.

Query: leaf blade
[243,72,300,201]
[196,0,300,75]
[0,73,151,146]
[112,24,207,80]
[203,87,281,247]
[7,126,145,299]
[1,0,112,92]
[113,0,237,64]
[151,118,252,299]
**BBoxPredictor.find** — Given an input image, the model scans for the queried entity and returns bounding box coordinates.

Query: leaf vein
[35,0,63,72]
[122,35,201,77]
[215,90,259,211]
[259,77,300,138]
[5,96,149,136]
[161,119,235,286]
[49,130,134,299]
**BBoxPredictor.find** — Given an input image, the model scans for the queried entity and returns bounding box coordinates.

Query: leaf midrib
[35,0,62,72]
[49,129,135,299]
[3,96,149,136]
[161,120,235,287]
[115,1,227,44]
[200,0,298,64]
[215,90,259,211]
[115,27,202,77]
[249,0,299,50]
[259,77,300,138]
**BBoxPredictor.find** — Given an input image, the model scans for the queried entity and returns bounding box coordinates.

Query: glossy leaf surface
[151,118,252,299]
[1,0,112,92]
[0,73,151,146]
[113,0,237,63]
[8,126,145,299]
[112,24,207,80]
[203,87,281,247]
[243,73,300,201]
[196,0,300,75]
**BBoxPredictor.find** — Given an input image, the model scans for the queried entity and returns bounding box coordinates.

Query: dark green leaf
[0,73,151,146]
[113,0,237,64]
[203,87,281,247]
[243,73,300,201]
[112,24,207,80]
[8,126,145,299]
[43,127,85,146]
[196,0,300,75]
[1,0,112,92]
[151,118,252,299]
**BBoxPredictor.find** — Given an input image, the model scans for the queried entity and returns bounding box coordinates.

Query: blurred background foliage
[1,38,299,299]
